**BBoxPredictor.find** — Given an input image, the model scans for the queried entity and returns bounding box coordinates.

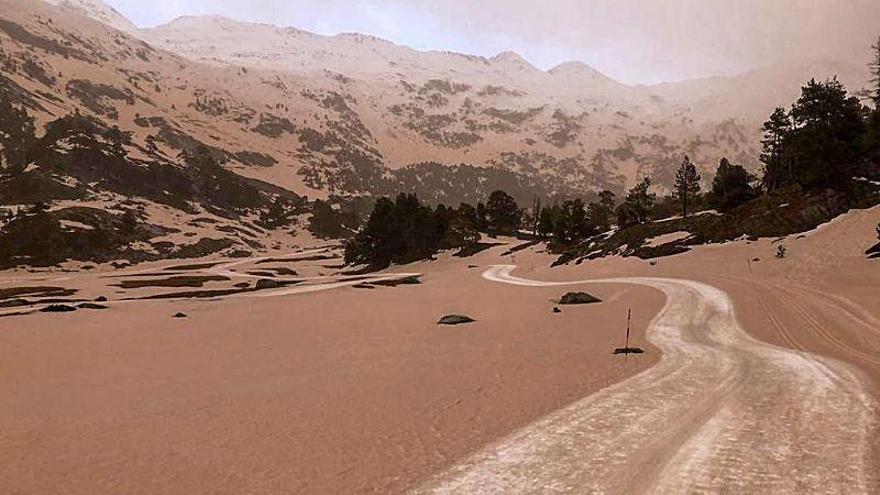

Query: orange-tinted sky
[107,0,880,84]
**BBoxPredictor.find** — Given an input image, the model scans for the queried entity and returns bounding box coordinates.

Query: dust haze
[107,0,880,83]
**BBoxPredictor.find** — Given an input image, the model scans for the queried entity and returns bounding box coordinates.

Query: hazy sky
[105,0,880,84]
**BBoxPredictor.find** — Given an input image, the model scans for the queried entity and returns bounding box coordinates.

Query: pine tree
[484,190,521,235]
[760,107,793,192]
[710,158,754,211]
[619,177,655,226]
[538,206,555,238]
[870,35,880,107]
[587,190,615,232]
[531,196,542,235]
[673,155,701,218]
[789,78,864,188]
[869,36,880,161]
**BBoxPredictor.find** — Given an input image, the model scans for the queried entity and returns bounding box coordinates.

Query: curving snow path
[417,265,878,494]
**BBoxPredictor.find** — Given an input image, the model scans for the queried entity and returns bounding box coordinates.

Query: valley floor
[0,207,878,493]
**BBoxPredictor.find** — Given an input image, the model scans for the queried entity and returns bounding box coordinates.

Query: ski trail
[415,265,877,494]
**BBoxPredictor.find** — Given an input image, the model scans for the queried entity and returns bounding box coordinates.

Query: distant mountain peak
[548,61,618,84]
[43,0,136,32]
[490,51,536,70]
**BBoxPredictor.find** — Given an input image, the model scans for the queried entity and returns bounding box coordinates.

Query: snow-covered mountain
[4,0,871,202]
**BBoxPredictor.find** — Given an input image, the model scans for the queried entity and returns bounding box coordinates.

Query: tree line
[4,37,879,269]
[344,36,880,268]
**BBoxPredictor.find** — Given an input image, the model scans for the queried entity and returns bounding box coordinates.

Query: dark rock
[559,292,602,305]
[78,303,108,310]
[352,283,375,289]
[255,278,278,289]
[40,304,77,313]
[94,296,108,302]
[438,314,475,325]
[234,282,251,288]
[172,312,187,318]
[552,307,561,313]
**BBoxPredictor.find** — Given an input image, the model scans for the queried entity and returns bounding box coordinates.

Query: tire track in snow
[415,265,878,494]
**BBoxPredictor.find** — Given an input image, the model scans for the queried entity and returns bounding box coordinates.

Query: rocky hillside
[1,0,871,208]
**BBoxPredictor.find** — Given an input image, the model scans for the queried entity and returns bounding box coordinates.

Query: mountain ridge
[6,0,870,204]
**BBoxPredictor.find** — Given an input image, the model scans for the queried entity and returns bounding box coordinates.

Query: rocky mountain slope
[2,0,871,208]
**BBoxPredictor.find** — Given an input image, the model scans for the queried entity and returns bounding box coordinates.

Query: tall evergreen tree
[673,155,702,217]
[531,196,542,235]
[451,203,481,244]
[760,107,794,191]
[538,205,555,238]
[869,36,880,160]
[587,190,615,232]
[484,190,521,235]
[617,177,655,226]
[789,78,865,188]
[562,199,595,243]
[710,158,754,211]
[870,35,880,107]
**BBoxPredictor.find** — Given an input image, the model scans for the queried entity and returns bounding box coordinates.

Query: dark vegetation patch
[454,242,503,257]
[251,113,295,138]
[0,206,158,268]
[0,286,76,300]
[547,109,583,148]
[370,276,421,287]
[257,267,299,276]
[388,162,584,207]
[113,275,229,289]
[502,240,541,256]
[257,254,338,264]
[558,186,879,264]
[477,85,524,98]
[0,298,30,308]
[77,303,108,310]
[234,150,277,167]
[0,171,84,204]
[20,56,55,86]
[867,223,880,259]
[65,79,134,119]
[124,280,302,300]
[172,238,236,259]
[0,20,84,60]
[484,107,542,126]
[420,79,471,95]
